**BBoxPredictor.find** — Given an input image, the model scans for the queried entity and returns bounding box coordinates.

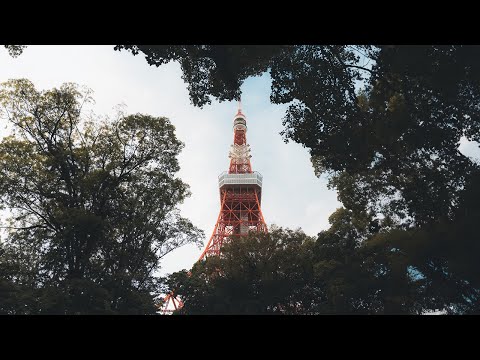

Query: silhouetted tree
[0,79,203,314]
[166,227,316,314]
[117,45,480,226]
[6,47,480,315]
[166,198,480,315]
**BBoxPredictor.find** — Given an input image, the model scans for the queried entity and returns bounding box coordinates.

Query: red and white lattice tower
[199,101,268,258]
[161,101,267,313]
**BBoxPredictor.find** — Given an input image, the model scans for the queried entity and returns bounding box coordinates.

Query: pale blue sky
[1,45,479,276]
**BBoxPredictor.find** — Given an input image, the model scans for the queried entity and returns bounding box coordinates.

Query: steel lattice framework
[202,104,267,257]
[160,103,267,313]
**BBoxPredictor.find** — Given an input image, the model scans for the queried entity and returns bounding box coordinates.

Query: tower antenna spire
[238,96,242,113]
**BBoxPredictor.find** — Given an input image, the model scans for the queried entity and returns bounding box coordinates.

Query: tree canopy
[116,45,480,314]
[116,45,480,227]
[166,227,317,314]
[4,46,480,315]
[9,45,480,225]
[0,79,203,314]
[167,196,480,314]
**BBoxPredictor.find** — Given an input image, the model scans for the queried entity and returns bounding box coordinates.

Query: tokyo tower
[162,102,267,312]
[200,102,268,257]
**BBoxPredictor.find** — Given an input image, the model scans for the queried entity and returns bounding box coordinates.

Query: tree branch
[0,224,48,230]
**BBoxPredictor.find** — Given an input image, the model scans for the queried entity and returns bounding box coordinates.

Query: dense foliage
[0,79,203,314]
[117,45,480,227]
[4,46,480,314]
[119,45,479,313]
[168,194,480,315]
[166,227,316,314]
